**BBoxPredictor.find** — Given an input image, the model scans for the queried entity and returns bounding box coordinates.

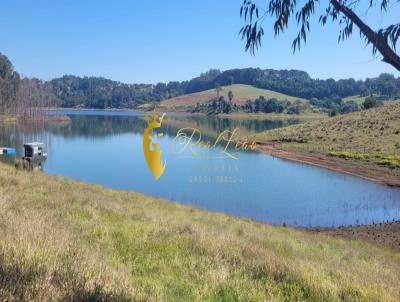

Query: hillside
[2,50,399,111]
[343,95,394,106]
[343,95,370,105]
[160,84,309,107]
[1,163,400,301]
[256,102,400,170]
[49,70,399,110]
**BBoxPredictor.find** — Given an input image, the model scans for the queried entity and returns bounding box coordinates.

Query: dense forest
[0,53,20,113]
[190,69,400,99]
[48,70,400,110]
[46,69,400,109]
[0,53,54,117]
[1,52,399,113]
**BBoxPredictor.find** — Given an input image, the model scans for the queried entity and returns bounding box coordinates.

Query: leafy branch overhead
[239,0,400,71]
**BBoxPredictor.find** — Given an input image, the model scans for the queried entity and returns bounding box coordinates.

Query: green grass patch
[256,102,400,171]
[328,152,400,169]
[0,163,399,301]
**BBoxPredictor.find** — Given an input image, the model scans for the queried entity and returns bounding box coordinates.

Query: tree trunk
[331,0,400,71]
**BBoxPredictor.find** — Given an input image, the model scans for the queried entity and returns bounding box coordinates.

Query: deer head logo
[143,109,166,180]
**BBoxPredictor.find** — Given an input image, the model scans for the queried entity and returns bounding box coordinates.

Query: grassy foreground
[256,102,400,170]
[0,163,399,301]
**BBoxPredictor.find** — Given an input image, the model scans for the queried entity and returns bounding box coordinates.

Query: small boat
[0,147,16,155]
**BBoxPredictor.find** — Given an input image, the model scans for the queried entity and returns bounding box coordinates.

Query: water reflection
[0,110,399,227]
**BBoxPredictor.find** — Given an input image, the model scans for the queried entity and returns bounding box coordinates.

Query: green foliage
[239,1,400,71]
[191,96,235,115]
[363,96,377,109]
[228,90,234,103]
[287,104,302,115]
[340,100,359,113]
[45,70,400,110]
[51,75,155,109]
[191,95,308,115]
[256,102,400,171]
[328,151,400,169]
[329,107,340,117]
[254,97,285,113]
[0,53,20,112]
[1,51,399,110]
[185,68,400,100]
[214,83,222,97]
[311,97,363,115]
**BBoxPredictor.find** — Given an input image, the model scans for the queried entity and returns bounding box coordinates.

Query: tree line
[1,52,399,113]
[191,93,380,116]
[49,68,400,109]
[185,68,400,99]
[191,96,309,115]
[0,53,55,117]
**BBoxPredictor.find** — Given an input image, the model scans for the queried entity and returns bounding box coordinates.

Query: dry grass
[256,102,400,170]
[0,114,17,123]
[0,163,400,301]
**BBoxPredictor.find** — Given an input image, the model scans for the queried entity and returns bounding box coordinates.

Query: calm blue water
[1,109,400,227]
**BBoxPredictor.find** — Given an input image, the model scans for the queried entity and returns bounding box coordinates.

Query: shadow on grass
[0,260,136,302]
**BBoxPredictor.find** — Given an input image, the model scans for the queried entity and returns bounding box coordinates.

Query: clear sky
[0,0,399,84]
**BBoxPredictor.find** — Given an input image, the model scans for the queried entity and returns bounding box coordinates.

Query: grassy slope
[342,95,366,106]
[256,102,400,169]
[0,163,399,301]
[343,96,397,106]
[159,84,309,108]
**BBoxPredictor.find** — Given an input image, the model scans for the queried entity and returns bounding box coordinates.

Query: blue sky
[0,0,399,83]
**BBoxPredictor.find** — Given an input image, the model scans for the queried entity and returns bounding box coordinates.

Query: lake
[1,109,400,227]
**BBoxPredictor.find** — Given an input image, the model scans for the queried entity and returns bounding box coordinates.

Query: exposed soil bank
[308,220,400,251]
[256,143,400,250]
[256,143,400,187]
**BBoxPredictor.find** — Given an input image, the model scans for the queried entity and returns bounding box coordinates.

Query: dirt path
[256,143,400,187]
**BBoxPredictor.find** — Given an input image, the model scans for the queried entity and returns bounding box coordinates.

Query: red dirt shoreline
[256,142,400,187]
[256,142,400,251]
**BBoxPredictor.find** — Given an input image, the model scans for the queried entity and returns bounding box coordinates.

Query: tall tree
[0,53,20,113]
[239,0,400,71]
[228,90,234,103]
[215,83,222,97]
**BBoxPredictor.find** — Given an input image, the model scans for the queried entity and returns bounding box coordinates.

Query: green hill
[342,95,368,105]
[343,95,396,106]
[256,101,400,169]
[159,84,309,108]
